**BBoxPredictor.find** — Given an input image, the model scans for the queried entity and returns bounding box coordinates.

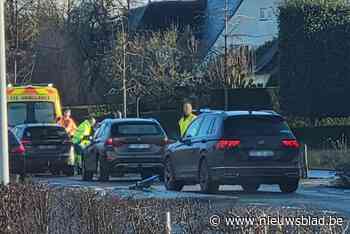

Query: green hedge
[279,0,350,117]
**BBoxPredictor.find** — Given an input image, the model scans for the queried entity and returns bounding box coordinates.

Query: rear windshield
[8,130,19,146]
[23,126,69,140]
[111,123,163,137]
[224,117,291,137]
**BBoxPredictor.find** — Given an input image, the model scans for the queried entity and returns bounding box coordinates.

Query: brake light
[281,139,300,148]
[105,138,124,148]
[216,139,240,150]
[21,140,31,145]
[11,144,26,155]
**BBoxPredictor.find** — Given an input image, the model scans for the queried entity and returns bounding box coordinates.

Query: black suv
[164,110,301,193]
[83,118,169,181]
[12,124,74,176]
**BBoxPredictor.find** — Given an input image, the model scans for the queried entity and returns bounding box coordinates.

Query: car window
[209,117,220,135]
[198,116,215,137]
[8,103,27,126]
[100,123,110,140]
[94,123,106,139]
[13,127,24,139]
[111,122,163,137]
[184,117,203,138]
[8,130,19,146]
[224,116,291,137]
[34,102,56,123]
[23,126,69,140]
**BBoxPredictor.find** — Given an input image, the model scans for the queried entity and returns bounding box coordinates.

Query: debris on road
[128,175,160,191]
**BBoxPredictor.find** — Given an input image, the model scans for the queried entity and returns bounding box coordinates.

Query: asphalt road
[32,174,350,218]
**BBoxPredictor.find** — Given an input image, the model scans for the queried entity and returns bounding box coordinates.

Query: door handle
[201,139,207,143]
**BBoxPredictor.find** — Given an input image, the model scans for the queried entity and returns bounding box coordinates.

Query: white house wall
[211,0,281,54]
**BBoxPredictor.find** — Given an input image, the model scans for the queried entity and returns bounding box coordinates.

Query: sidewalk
[307,170,337,179]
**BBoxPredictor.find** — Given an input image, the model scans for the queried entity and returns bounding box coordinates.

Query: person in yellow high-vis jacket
[178,102,196,137]
[72,117,96,171]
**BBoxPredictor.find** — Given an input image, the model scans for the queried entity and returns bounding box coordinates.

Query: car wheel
[51,168,61,176]
[199,159,219,194]
[63,166,75,177]
[241,183,260,193]
[164,158,184,191]
[279,179,299,193]
[98,159,110,182]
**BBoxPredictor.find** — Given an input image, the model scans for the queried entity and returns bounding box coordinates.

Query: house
[129,0,281,87]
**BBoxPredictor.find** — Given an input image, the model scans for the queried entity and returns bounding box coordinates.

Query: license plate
[128,144,150,149]
[249,150,274,157]
[38,145,57,150]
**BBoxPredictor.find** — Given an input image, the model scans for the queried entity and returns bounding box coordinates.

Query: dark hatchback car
[12,124,74,176]
[83,118,169,181]
[164,110,301,194]
[9,129,26,175]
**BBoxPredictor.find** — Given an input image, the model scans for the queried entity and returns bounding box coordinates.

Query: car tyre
[63,166,75,177]
[199,159,219,194]
[164,158,184,191]
[51,168,61,176]
[98,159,110,182]
[241,183,260,193]
[279,179,299,193]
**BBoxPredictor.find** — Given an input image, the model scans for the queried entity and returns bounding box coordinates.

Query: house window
[260,7,274,21]
[260,8,266,20]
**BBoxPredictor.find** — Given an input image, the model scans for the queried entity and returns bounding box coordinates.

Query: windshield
[8,103,27,127]
[23,126,69,141]
[8,102,56,126]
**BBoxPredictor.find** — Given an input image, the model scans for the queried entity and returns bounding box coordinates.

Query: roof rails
[198,108,224,114]
[257,110,278,115]
[7,83,54,88]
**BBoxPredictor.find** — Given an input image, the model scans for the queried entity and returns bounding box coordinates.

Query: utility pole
[14,0,18,84]
[224,0,229,110]
[122,26,127,118]
[0,0,10,185]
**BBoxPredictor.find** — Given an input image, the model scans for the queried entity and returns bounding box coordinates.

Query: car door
[173,117,203,177]
[94,122,110,156]
[188,115,217,175]
[85,122,107,170]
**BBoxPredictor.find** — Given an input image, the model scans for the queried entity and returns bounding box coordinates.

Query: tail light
[216,139,240,150]
[21,140,31,145]
[281,139,300,149]
[105,138,124,148]
[11,144,26,155]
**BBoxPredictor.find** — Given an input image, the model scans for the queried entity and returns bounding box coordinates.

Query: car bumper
[210,166,301,184]
[105,155,164,174]
[10,154,70,173]
[111,162,164,173]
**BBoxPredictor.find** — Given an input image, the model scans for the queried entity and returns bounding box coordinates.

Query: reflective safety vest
[72,120,93,145]
[178,113,197,137]
[57,117,77,137]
